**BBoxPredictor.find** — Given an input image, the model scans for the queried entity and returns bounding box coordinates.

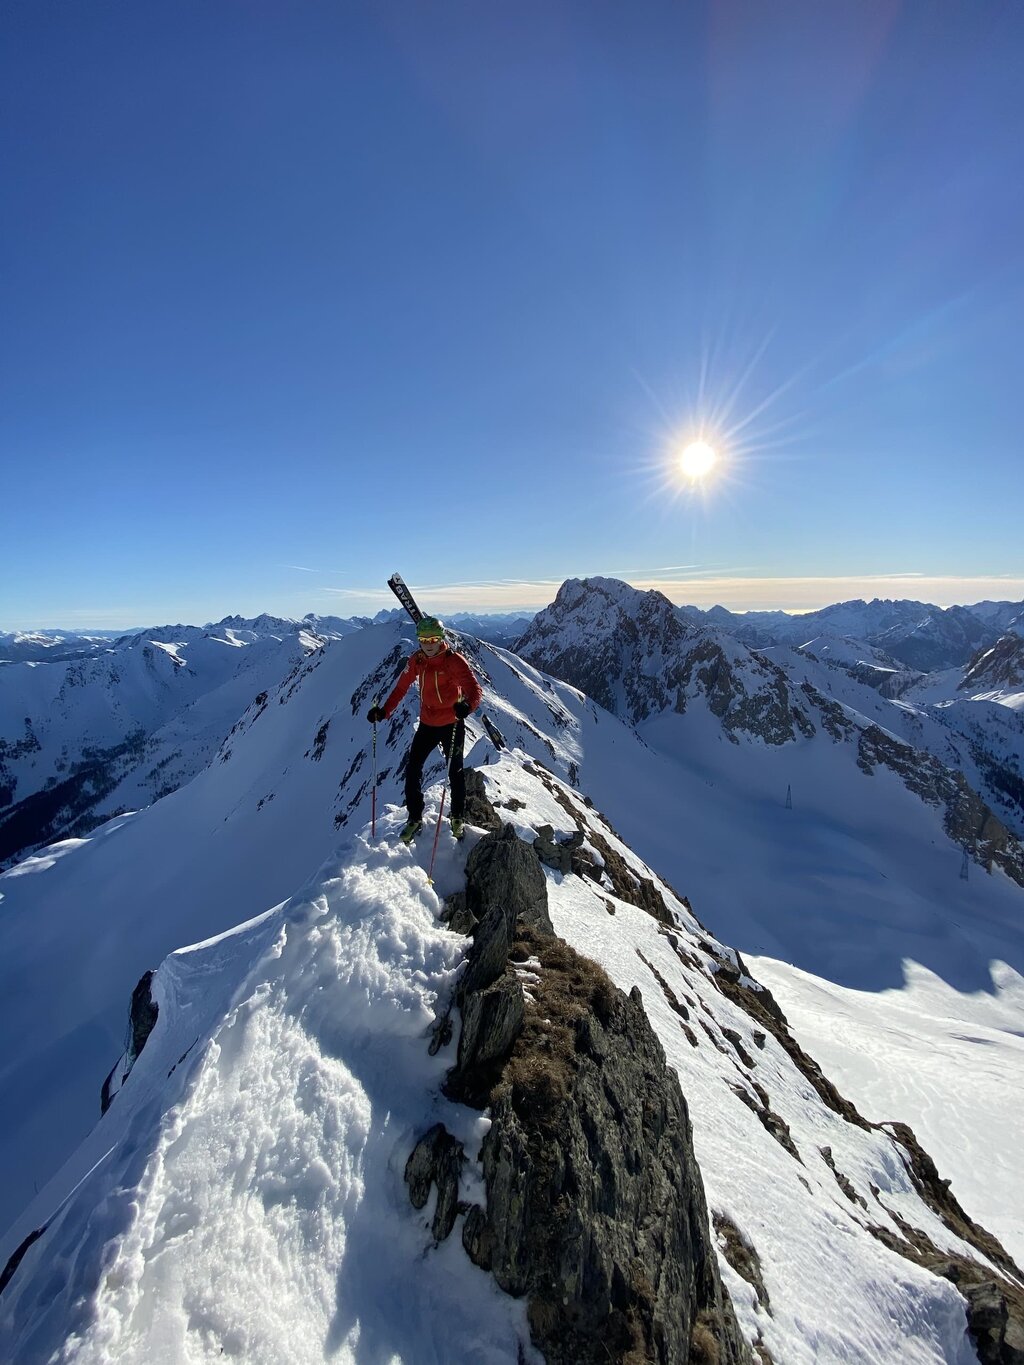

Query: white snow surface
[750,954,1024,1266]
[1,828,536,1364]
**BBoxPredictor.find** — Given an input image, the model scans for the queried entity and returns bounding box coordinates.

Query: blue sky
[3,0,1023,629]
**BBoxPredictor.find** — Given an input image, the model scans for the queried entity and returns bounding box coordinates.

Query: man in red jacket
[367,616,482,842]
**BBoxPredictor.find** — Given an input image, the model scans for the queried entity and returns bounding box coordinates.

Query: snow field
[2,828,536,1364]
[751,954,1024,1267]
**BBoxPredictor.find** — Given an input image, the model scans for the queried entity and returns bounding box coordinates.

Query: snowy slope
[760,644,1024,842]
[750,954,1024,1272]
[958,634,1024,706]
[0,837,536,1365]
[2,748,1018,1363]
[478,759,1011,1365]
[0,623,419,1241]
[2,616,1023,1363]
[0,625,324,866]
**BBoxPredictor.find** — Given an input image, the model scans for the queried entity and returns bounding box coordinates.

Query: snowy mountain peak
[519,576,821,740]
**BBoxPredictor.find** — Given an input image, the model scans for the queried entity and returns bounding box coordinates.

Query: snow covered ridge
[3,756,1022,1364]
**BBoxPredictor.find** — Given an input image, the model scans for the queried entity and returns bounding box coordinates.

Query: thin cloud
[285,565,356,575]
[319,572,1024,616]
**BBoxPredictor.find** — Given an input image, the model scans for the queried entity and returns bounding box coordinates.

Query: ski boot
[399,819,423,845]
[450,817,465,841]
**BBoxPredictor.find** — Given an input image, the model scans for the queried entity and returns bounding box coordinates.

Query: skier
[367,616,482,842]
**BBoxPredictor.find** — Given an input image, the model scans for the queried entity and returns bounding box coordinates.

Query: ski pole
[427,707,459,885]
[370,695,379,839]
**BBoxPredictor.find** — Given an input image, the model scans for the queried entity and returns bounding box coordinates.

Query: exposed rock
[463,823,553,957]
[884,1122,1020,1283]
[713,1212,771,1314]
[873,604,1001,672]
[470,951,750,1365]
[523,761,680,928]
[515,577,820,745]
[480,712,508,752]
[0,1228,45,1299]
[439,890,477,937]
[729,1081,801,1162]
[404,1123,465,1244]
[533,823,585,873]
[961,634,1024,693]
[857,725,1024,886]
[101,969,159,1114]
[432,816,750,1364]
[444,821,544,1104]
[799,680,854,741]
[128,970,159,1065]
[959,1278,1024,1365]
[819,1146,867,1209]
[446,974,525,1107]
[709,952,872,1132]
[463,766,503,832]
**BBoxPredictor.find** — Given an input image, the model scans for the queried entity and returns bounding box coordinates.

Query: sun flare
[678,440,718,481]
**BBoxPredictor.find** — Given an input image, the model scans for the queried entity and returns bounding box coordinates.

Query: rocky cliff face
[406,775,751,1365]
[962,635,1024,694]
[857,725,1024,888]
[869,605,999,672]
[514,578,694,723]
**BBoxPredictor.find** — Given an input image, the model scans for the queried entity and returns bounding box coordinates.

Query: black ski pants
[404,720,466,822]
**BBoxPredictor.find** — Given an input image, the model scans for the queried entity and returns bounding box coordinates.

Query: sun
[678,440,718,481]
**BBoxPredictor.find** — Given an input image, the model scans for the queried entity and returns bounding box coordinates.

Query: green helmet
[416,616,445,640]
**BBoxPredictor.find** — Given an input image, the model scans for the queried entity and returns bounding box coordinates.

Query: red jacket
[382,643,482,727]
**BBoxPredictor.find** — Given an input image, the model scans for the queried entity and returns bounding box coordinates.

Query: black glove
[367,705,386,723]
[453,699,471,720]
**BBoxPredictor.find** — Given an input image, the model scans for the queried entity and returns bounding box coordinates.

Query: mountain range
[1,581,1022,1363]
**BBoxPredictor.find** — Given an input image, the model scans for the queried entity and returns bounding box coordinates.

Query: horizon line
[4,571,1024,633]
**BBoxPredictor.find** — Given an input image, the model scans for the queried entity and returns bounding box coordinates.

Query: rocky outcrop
[408,796,750,1365]
[467,948,749,1365]
[961,634,1024,693]
[857,725,1024,886]
[0,1229,45,1300]
[405,1123,465,1244]
[100,970,158,1114]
